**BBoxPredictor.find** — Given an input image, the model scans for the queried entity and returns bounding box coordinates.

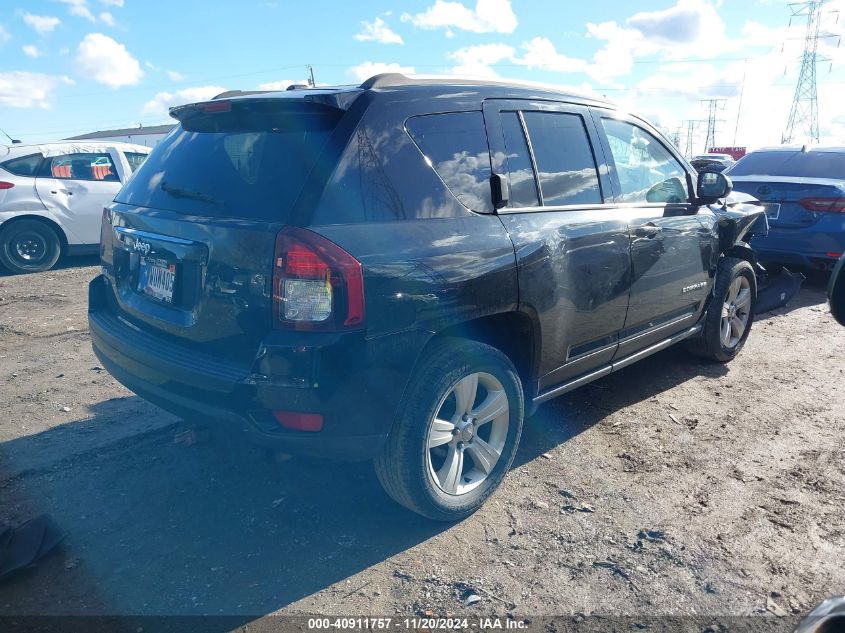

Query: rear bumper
[88,275,417,460]
[751,226,845,269]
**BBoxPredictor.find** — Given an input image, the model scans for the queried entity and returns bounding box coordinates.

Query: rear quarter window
[405,111,493,214]
[1,153,44,177]
[125,152,149,173]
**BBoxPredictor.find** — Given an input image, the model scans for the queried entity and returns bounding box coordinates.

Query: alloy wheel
[720,276,751,348]
[425,372,510,496]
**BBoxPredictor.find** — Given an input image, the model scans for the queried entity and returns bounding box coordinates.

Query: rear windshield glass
[116,100,343,220]
[729,151,845,179]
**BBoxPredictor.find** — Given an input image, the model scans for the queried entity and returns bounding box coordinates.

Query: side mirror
[696,171,733,205]
[829,254,845,327]
[490,173,509,210]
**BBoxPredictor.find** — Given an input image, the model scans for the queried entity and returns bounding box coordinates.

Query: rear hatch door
[101,95,353,364]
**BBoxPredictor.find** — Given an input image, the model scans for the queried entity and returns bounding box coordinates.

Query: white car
[0,141,151,273]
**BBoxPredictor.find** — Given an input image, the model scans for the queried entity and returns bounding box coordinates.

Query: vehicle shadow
[0,408,444,623]
[0,346,726,624]
[0,254,99,277]
[516,345,729,467]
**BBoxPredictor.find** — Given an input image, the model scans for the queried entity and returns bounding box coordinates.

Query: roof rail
[212,89,274,100]
[359,73,415,89]
[358,73,613,105]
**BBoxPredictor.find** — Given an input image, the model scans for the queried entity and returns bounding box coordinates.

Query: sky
[1,0,844,151]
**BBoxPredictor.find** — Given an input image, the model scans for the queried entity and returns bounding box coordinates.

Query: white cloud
[449,43,514,78]
[59,0,96,22]
[0,24,9,45]
[349,62,416,82]
[22,45,42,58]
[75,33,143,87]
[166,69,184,81]
[100,0,124,6]
[141,85,228,117]
[402,0,517,34]
[513,37,587,74]
[22,13,61,35]
[585,0,730,83]
[0,72,74,108]
[355,17,403,44]
[258,79,299,90]
[145,60,159,71]
[99,11,115,26]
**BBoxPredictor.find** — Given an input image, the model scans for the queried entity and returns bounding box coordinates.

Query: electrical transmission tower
[682,120,704,159]
[701,99,727,153]
[782,1,839,144]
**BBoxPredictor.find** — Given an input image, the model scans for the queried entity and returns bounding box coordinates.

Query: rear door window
[116,100,343,220]
[405,111,493,213]
[500,112,539,208]
[522,111,602,206]
[1,153,44,177]
[601,118,689,204]
[43,152,119,182]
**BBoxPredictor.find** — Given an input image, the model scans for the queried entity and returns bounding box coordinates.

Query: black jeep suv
[89,74,766,521]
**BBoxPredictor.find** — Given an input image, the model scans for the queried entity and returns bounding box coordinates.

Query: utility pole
[782,1,839,144]
[701,99,727,153]
[306,64,316,87]
[733,59,748,146]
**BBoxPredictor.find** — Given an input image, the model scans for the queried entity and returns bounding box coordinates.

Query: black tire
[375,338,524,521]
[0,219,62,274]
[689,257,756,362]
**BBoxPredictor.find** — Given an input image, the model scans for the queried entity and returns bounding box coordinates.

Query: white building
[65,124,175,147]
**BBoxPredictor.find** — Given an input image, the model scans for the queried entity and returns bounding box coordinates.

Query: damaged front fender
[714,191,769,257]
[711,192,804,313]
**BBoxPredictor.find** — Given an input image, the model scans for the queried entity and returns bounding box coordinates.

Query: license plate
[138,256,176,303]
[763,203,781,221]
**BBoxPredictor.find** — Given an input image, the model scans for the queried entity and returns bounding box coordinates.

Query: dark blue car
[727,146,845,269]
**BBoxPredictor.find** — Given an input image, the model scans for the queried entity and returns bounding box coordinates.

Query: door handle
[633,224,660,238]
[50,190,72,195]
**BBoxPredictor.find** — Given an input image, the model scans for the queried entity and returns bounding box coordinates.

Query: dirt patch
[0,261,842,622]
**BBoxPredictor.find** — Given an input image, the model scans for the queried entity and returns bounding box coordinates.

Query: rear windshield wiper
[160,181,221,205]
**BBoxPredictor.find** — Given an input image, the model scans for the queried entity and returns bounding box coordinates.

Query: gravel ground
[0,258,843,627]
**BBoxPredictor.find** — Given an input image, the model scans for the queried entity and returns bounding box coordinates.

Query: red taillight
[800,197,845,213]
[0,181,14,190]
[272,227,365,331]
[273,410,323,432]
[284,243,330,278]
[827,252,843,258]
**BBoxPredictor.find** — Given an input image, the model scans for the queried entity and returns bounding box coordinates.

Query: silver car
[0,141,151,273]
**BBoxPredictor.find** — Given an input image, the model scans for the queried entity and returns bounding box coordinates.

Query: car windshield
[728,150,845,179]
[116,100,343,220]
